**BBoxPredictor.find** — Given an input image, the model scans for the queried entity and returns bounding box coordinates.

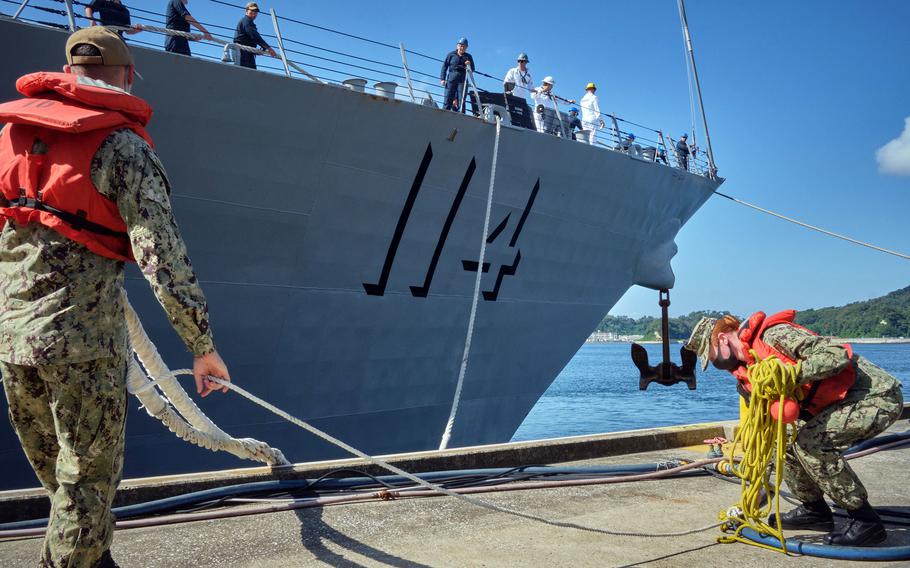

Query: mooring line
[438,115,502,451]
[715,190,910,261]
[166,371,722,539]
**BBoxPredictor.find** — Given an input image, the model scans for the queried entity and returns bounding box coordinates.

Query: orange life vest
[731,310,855,417]
[0,72,154,262]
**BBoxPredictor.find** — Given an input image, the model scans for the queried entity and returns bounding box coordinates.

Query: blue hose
[846,429,910,454]
[0,463,670,531]
[739,527,910,560]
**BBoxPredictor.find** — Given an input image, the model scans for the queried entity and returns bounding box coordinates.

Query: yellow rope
[717,351,800,553]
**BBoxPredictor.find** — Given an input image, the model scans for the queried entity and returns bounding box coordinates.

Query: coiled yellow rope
[718,351,801,553]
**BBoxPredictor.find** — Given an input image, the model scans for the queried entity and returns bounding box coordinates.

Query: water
[512,342,910,442]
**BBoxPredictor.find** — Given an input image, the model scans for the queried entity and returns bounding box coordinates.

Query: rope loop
[718,351,800,553]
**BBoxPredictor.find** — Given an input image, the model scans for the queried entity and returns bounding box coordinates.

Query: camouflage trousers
[784,382,903,511]
[1,350,127,568]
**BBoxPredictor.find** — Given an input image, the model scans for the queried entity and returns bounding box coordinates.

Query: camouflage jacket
[0,128,214,365]
[762,324,900,396]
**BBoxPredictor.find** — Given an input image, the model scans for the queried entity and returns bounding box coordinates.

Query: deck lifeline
[1,416,909,567]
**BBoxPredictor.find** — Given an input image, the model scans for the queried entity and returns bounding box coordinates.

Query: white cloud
[876,117,910,175]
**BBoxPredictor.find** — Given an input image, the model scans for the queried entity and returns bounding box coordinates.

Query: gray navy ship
[0,13,722,489]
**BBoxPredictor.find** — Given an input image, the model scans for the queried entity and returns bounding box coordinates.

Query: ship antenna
[677,0,717,177]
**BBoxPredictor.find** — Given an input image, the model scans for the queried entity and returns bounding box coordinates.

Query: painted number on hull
[362,143,540,301]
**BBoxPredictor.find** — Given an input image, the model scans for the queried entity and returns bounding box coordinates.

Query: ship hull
[0,19,720,489]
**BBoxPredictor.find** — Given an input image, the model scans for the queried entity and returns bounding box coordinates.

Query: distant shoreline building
[587,331,644,343]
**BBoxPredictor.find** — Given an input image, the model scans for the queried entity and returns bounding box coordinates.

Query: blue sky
[13,0,910,317]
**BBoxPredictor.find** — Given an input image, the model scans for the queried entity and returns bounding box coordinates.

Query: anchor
[632,289,697,390]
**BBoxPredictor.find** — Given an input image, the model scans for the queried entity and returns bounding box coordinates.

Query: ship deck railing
[4,0,716,178]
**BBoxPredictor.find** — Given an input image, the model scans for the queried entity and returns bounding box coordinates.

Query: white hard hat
[542,76,554,85]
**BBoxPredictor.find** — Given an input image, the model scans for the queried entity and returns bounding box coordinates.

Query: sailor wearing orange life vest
[0,28,231,567]
[685,313,903,547]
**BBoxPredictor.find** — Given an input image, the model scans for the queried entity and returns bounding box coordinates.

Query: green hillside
[794,285,910,338]
[599,285,910,340]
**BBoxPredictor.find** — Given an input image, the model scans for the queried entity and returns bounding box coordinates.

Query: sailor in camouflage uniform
[685,313,903,546]
[0,28,232,567]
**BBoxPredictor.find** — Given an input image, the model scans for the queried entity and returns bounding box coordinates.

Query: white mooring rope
[438,115,502,451]
[182,372,722,539]
[124,293,288,466]
[108,25,324,83]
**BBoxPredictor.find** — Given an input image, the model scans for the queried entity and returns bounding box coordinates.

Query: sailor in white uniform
[530,76,561,135]
[580,82,606,144]
[503,53,533,100]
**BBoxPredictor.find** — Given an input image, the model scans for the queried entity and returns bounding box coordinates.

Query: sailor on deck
[675,133,691,171]
[84,0,139,36]
[621,132,642,157]
[530,76,560,135]
[685,314,903,547]
[565,107,583,140]
[440,37,476,114]
[164,0,213,56]
[580,82,606,144]
[233,2,277,69]
[503,53,533,100]
[0,28,232,567]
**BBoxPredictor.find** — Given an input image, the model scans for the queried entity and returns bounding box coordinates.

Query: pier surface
[1,419,908,567]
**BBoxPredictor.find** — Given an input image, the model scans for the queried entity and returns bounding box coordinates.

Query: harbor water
[513,342,910,441]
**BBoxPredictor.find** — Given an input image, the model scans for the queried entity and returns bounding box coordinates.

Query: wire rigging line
[714,191,910,261]
[677,0,697,145]
[207,0,437,62]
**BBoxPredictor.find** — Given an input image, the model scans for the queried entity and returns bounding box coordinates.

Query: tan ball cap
[65,27,134,67]
[684,316,717,371]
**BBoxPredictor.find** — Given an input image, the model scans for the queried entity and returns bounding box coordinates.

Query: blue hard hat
[628,133,636,139]
[569,107,579,114]
[681,132,688,138]
[457,37,468,46]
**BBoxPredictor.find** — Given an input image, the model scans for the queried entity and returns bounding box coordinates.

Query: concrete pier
[1,418,908,567]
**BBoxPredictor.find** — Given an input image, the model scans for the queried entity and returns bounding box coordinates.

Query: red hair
[711,315,741,349]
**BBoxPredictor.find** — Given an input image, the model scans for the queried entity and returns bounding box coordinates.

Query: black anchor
[632,289,697,390]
